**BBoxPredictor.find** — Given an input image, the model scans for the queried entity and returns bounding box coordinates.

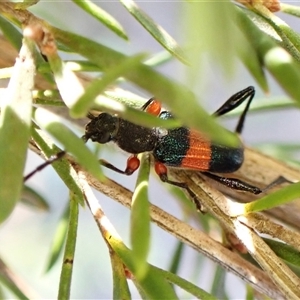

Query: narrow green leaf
[45,205,69,272]
[184,0,238,82]
[31,128,85,206]
[0,257,31,300]
[0,276,29,300]
[236,7,275,58]
[236,7,300,105]
[46,51,85,109]
[264,47,300,105]
[144,51,173,67]
[107,237,178,299]
[103,89,146,110]
[169,184,195,214]
[64,60,100,72]
[98,90,178,128]
[33,107,104,182]
[93,96,180,130]
[237,34,268,92]
[135,265,178,299]
[21,185,50,211]
[277,25,300,59]
[264,238,300,267]
[239,8,281,43]
[71,53,146,118]
[104,212,212,298]
[157,266,217,300]
[32,89,64,106]
[109,251,131,300]
[52,27,240,146]
[0,39,34,223]
[0,14,22,50]
[245,182,300,214]
[281,4,300,18]
[169,241,184,274]
[130,154,151,280]
[119,0,188,65]
[246,284,255,300]
[210,265,228,300]
[256,143,300,156]
[72,0,128,40]
[0,285,4,300]
[58,192,79,300]
[133,281,148,299]
[252,8,300,61]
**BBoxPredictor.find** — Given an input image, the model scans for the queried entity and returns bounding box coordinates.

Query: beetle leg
[213,86,255,134]
[202,172,262,194]
[154,161,203,211]
[141,97,162,116]
[25,152,140,182]
[24,151,66,182]
[202,172,295,196]
[261,176,294,192]
[99,155,140,175]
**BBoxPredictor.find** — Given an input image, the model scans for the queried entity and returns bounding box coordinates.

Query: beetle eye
[96,131,112,143]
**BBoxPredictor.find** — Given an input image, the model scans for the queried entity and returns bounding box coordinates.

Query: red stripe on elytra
[181,130,211,171]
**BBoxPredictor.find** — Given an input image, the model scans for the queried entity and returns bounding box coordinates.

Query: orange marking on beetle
[145,99,162,116]
[181,130,211,171]
[126,155,140,173]
[155,161,168,176]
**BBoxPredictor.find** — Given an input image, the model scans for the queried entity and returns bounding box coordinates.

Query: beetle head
[82,113,119,144]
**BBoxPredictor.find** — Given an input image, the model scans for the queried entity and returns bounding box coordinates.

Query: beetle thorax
[114,119,158,154]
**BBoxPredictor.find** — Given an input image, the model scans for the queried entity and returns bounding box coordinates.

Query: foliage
[0,0,300,299]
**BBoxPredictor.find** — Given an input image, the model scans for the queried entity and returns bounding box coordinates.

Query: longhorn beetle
[81,86,264,209]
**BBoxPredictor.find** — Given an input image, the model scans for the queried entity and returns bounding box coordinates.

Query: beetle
[82,86,262,209]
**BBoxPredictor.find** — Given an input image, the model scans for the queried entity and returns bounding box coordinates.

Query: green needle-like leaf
[0,257,31,300]
[72,0,128,40]
[264,239,300,267]
[107,235,178,299]
[58,192,79,300]
[0,39,34,223]
[236,6,300,105]
[0,14,22,50]
[168,241,184,274]
[120,0,188,64]
[184,0,238,79]
[21,185,50,211]
[281,4,300,18]
[210,266,228,299]
[34,108,104,182]
[130,154,151,280]
[45,205,69,272]
[237,34,268,92]
[30,128,85,206]
[109,250,131,300]
[264,47,300,105]
[157,266,217,299]
[53,27,240,146]
[246,285,255,300]
[46,51,85,110]
[245,182,300,214]
[71,53,146,117]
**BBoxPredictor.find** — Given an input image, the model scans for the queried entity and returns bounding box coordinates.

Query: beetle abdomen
[209,144,244,173]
